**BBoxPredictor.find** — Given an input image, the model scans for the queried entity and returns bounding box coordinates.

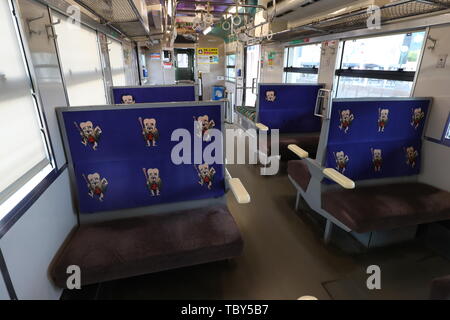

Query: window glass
[0,0,49,204]
[226,54,236,82]
[286,72,318,84]
[284,43,321,84]
[336,77,413,98]
[53,13,106,105]
[445,118,450,140]
[341,32,425,71]
[286,43,321,69]
[335,31,426,98]
[177,53,189,68]
[109,38,126,86]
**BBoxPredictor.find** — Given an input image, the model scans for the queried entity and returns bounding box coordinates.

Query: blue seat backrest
[112,85,196,104]
[325,98,431,181]
[258,84,323,134]
[58,103,224,213]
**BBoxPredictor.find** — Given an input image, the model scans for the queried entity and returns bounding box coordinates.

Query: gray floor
[62,160,450,300]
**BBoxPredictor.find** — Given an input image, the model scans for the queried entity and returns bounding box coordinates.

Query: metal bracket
[427,35,437,50]
[45,18,61,40]
[26,14,45,36]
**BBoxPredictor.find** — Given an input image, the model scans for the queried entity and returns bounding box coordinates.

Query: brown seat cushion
[322,183,450,233]
[288,160,311,192]
[262,134,320,161]
[50,205,243,288]
[430,275,450,300]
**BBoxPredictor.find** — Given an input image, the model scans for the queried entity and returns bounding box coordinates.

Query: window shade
[0,0,49,204]
[53,13,107,106]
[109,38,126,86]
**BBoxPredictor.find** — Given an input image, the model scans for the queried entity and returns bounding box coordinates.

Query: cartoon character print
[378,108,389,132]
[83,173,108,202]
[121,94,135,104]
[143,168,162,196]
[196,164,216,190]
[75,121,102,150]
[405,146,419,168]
[265,90,276,102]
[334,151,349,174]
[139,117,159,147]
[339,109,354,133]
[411,108,425,130]
[194,115,215,142]
[371,148,383,172]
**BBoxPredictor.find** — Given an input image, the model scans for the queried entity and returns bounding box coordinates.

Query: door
[244,44,261,107]
[175,48,195,82]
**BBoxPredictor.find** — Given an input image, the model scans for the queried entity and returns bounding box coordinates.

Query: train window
[335,31,426,98]
[0,1,51,211]
[176,53,189,68]
[444,113,450,146]
[283,43,321,84]
[52,13,107,106]
[226,54,236,82]
[109,38,126,86]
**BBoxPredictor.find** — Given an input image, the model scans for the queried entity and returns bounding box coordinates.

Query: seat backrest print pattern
[258,84,323,133]
[325,98,431,182]
[112,85,196,105]
[58,103,224,213]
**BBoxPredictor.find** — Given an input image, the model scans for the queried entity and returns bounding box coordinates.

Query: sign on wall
[197,48,219,64]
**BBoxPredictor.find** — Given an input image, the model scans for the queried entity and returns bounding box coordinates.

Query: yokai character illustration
[121,94,135,104]
[371,148,383,172]
[378,108,389,132]
[265,90,276,102]
[139,117,159,147]
[74,121,102,150]
[196,164,216,190]
[405,146,419,168]
[411,108,425,130]
[194,115,215,141]
[334,151,349,173]
[143,168,162,196]
[83,173,108,202]
[339,109,354,133]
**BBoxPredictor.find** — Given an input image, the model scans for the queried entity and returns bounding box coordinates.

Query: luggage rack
[73,0,150,39]
[272,0,450,41]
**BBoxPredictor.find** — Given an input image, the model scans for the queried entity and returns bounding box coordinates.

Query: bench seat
[430,275,450,300]
[50,205,243,288]
[322,183,450,233]
[288,160,311,192]
[262,134,320,161]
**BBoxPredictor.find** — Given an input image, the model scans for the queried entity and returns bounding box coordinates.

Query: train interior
[0,0,450,301]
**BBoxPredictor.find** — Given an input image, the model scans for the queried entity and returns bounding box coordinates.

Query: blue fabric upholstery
[324,98,431,182]
[112,85,196,104]
[60,104,224,213]
[258,84,323,133]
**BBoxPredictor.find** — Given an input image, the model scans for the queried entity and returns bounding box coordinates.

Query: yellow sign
[197,48,219,56]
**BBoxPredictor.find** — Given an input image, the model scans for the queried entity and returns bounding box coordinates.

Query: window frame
[334,31,426,98]
[283,43,321,83]
[0,0,56,225]
[225,53,236,83]
[51,10,108,106]
[443,112,450,147]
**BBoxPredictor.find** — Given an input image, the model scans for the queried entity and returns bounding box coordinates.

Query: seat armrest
[288,144,309,159]
[256,123,269,132]
[323,168,355,189]
[228,178,251,204]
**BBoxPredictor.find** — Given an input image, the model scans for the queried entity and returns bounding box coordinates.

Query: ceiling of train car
[69,0,450,44]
